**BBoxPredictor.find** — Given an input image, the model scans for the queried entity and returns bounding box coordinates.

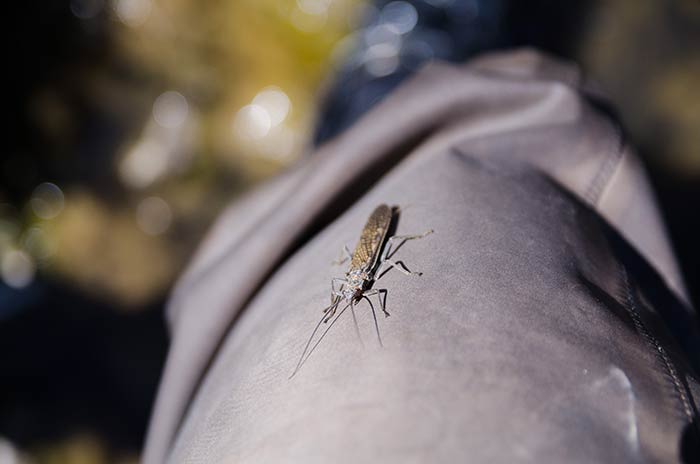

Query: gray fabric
[143,49,698,463]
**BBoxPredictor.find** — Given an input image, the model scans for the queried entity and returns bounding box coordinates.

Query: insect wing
[350,204,392,271]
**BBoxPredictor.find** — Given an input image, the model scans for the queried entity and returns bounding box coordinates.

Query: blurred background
[1,0,698,462]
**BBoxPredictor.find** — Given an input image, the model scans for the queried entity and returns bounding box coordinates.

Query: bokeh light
[22,226,55,262]
[0,437,22,464]
[136,196,172,236]
[112,0,152,27]
[152,91,189,129]
[119,139,171,189]
[253,87,292,127]
[1,249,35,289]
[291,1,330,32]
[30,183,64,220]
[234,104,273,140]
[380,1,418,34]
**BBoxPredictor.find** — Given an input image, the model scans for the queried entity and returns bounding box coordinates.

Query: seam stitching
[584,124,625,206]
[621,266,695,424]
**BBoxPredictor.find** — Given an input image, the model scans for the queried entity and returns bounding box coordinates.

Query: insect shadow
[289,205,432,379]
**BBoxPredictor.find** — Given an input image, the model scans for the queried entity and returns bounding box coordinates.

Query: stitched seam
[621,266,695,423]
[584,124,625,206]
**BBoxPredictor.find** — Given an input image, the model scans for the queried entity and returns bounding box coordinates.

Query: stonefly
[290,204,432,378]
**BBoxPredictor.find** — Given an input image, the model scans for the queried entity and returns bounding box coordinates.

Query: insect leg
[329,278,347,306]
[324,293,345,322]
[349,299,365,348]
[331,277,347,290]
[376,258,422,278]
[364,288,389,317]
[381,230,434,261]
[331,245,353,266]
[361,293,383,347]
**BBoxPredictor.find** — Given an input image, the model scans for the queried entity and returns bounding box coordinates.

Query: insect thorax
[344,268,369,300]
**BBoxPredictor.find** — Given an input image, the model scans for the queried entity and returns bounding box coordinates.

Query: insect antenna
[349,300,365,348]
[289,297,341,379]
[295,301,351,376]
[362,295,383,347]
[289,299,352,379]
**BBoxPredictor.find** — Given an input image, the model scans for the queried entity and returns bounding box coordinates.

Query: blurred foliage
[2,0,361,308]
[578,0,700,177]
[3,1,360,462]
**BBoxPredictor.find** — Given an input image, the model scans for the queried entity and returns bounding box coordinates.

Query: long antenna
[289,298,342,379]
[293,301,351,378]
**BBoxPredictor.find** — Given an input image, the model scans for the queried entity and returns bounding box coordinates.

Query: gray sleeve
[144,49,699,464]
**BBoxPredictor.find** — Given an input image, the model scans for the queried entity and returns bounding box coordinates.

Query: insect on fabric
[290,204,432,378]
